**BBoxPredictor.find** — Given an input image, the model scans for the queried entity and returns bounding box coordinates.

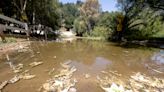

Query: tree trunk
[0,26,6,43]
[32,11,35,24]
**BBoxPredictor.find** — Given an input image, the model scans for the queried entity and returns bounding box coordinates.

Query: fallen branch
[0,81,8,90]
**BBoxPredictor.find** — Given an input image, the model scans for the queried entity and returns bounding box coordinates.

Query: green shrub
[90,26,111,40]
[74,17,88,36]
[7,37,17,43]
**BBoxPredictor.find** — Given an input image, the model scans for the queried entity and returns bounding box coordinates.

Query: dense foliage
[0,0,163,40]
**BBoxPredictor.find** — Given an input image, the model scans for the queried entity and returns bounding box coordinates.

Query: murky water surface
[0,39,163,92]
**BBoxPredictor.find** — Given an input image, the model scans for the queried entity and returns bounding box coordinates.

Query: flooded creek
[0,39,164,92]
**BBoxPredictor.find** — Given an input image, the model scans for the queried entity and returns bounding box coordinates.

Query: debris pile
[0,72,36,92]
[8,63,36,80]
[6,62,23,73]
[98,71,164,92]
[17,47,29,53]
[130,72,164,92]
[39,62,77,92]
[0,62,37,92]
[97,70,131,92]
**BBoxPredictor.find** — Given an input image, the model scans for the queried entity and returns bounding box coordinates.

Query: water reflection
[151,50,164,64]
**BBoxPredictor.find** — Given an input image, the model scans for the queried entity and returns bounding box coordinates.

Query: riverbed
[0,39,163,92]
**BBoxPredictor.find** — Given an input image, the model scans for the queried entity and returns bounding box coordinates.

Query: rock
[68,87,77,92]
[53,56,57,59]
[42,83,56,92]
[84,74,90,79]
[100,83,131,92]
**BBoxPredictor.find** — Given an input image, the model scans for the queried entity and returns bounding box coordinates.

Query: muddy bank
[0,38,30,60]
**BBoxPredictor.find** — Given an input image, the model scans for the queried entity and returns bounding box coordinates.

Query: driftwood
[29,62,43,67]
[0,81,8,90]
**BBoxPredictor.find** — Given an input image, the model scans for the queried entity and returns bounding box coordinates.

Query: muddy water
[0,39,164,92]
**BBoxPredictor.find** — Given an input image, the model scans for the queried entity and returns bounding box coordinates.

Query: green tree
[0,0,60,30]
[26,0,60,29]
[115,0,163,40]
[79,0,100,32]
[145,0,164,10]
[58,3,80,29]
[73,0,101,36]
[74,17,87,36]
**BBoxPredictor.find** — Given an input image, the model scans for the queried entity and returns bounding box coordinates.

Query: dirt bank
[0,38,30,60]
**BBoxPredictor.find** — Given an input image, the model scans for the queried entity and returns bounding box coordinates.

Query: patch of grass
[6,37,17,43]
[0,37,17,44]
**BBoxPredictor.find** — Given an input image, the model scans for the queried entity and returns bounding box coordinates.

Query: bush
[74,17,88,36]
[90,26,111,40]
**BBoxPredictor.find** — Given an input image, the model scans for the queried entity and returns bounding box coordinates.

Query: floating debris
[40,62,77,92]
[0,81,8,90]
[29,62,43,67]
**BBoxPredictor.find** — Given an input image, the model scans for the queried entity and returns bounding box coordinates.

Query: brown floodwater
[0,39,164,92]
